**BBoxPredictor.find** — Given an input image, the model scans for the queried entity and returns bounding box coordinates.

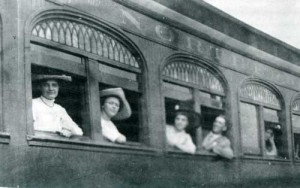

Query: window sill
[26,132,159,156]
[0,132,10,144]
[293,159,300,164]
[167,148,233,161]
[241,155,291,164]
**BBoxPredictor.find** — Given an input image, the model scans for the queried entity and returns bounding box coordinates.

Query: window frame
[238,79,287,161]
[24,10,153,153]
[161,53,230,156]
[0,14,10,144]
[290,95,300,161]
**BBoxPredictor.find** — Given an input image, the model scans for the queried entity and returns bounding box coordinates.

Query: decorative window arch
[163,61,225,95]
[31,18,140,68]
[26,10,147,146]
[240,82,281,108]
[239,79,287,159]
[162,53,228,154]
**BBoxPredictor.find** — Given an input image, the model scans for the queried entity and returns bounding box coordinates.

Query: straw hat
[32,74,72,82]
[100,88,132,120]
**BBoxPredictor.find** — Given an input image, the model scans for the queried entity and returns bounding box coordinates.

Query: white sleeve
[60,108,83,136]
[32,100,37,122]
[180,135,196,154]
[101,120,122,142]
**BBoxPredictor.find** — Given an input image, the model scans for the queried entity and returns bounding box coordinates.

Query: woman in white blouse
[100,88,132,144]
[166,101,200,154]
[32,74,83,137]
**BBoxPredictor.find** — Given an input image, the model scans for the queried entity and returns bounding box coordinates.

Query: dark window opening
[201,106,224,137]
[264,121,284,158]
[294,133,300,159]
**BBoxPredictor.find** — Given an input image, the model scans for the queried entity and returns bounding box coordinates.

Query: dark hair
[101,95,123,109]
[175,111,191,124]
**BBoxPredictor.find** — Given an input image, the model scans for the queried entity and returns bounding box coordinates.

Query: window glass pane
[31,65,89,136]
[99,63,137,81]
[199,93,223,109]
[199,91,211,98]
[31,43,82,64]
[263,108,279,123]
[240,102,261,155]
[99,83,141,142]
[292,114,300,133]
[163,82,193,101]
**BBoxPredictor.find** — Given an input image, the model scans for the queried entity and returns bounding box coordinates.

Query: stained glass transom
[240,83,280,108]
[162,62,224,94]
[32,19,140,68]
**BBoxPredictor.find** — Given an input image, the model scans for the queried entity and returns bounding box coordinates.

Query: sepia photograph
[0,0,300,187]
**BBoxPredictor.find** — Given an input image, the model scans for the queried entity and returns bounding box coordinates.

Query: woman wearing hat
[100,88,131,144]
[265,125,280,157]
[166,101,199,154]
[32,74,83,137]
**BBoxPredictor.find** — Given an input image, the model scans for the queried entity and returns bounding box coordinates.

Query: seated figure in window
[265,124,281,157]
[32,75,83,137]
[202,115,233,159]
[294,134,300,160]
[166,101,199,154]
[100,88,131,144]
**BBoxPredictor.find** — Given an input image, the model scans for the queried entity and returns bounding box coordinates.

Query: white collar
[40,96,55,107]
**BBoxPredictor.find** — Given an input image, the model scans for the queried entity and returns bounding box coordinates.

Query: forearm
[175,143,196,154]
[213,146,234,159]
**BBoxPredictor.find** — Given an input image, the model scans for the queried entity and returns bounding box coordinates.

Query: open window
[239,80,287,159]
[291,96,300,160]
[162,56,227,154]
[26,14,146,149]
[30,44,89,139]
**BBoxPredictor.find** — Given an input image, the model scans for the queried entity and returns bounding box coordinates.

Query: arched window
[162,54,227,154]
[291,95,300,160]
[27,10,146,146]
[239,80,287,159]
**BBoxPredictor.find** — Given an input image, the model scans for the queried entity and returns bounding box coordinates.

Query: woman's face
[102,97,120,118]
[40,80,59,100]
[174,114,189,131]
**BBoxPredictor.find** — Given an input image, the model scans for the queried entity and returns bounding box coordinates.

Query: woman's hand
[116,134,126,143]
[58,129,72,138]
